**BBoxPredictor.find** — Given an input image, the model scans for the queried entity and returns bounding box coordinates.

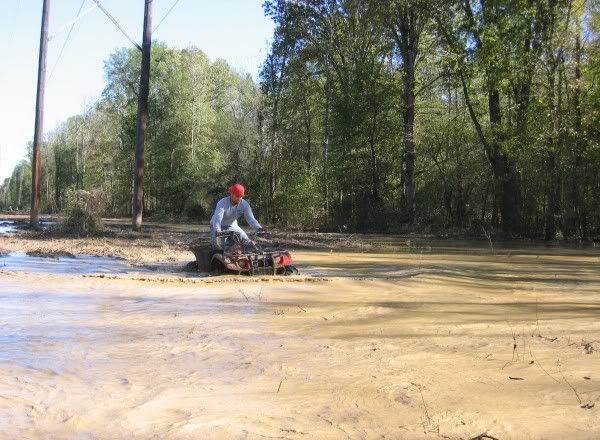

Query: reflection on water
[0,252,147,275]
[0,221,16,234]
[0,219,58,235]
[0,301,99,372]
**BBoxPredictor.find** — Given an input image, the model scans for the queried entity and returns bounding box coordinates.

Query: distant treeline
[2,0,599,239]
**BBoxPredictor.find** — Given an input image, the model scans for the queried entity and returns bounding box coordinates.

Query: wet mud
[1,218,599,439]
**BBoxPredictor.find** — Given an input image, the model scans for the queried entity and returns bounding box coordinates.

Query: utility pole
[31,0,50,228]
[132,0,153,231]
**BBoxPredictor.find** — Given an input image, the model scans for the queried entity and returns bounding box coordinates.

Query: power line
[49,0,109,41]
[91,0,142,51]
[48,0,87,82]
[153,0,183,33]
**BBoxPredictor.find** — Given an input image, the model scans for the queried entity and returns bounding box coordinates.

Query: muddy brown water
[1,245,599,439]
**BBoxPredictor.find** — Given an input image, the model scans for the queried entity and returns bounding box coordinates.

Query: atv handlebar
[215,229,273,245]
[215,231,238,237]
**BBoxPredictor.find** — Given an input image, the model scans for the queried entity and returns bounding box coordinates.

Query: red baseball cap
[229,183,245,197]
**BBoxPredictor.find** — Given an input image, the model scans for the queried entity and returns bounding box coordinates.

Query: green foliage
[1,44,261,222]
[2,160,32,211]
[273,168,325,228]
[1,0,599,239]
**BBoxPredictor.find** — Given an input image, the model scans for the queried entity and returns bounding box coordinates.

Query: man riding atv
[191,183,296,275]
[210,183,265,248]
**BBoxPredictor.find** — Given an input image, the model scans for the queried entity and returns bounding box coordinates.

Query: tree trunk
[323,73,331,216]
[402,60,416,223]
[369,106,380,202]
[543,45,559,240]
[299,79,312,169]
[489,87,518,233]
[17,167,23,209]
[566,15,585,239]
[392,3,426,225]
[459,69,518,233]
[456,0,522,234]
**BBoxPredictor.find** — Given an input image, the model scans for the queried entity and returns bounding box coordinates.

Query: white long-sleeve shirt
[210,196,262,232]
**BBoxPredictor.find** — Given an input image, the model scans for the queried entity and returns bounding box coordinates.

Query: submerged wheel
[210,259,226,275]
[183,261,199,272]
[284,265,299,276]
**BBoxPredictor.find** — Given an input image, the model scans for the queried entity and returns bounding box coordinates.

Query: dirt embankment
[2,214,597,267]
[0,215,396,267]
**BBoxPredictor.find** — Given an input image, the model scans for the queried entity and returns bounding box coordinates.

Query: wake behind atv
[190,231,299,276]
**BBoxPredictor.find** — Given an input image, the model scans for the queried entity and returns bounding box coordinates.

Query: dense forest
[1,0,599,239]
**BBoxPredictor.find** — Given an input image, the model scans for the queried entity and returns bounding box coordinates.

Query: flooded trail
[1,247,600,439]
[0,253,149,275]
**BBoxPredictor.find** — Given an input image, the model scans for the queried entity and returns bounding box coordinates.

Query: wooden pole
[31,0,50,228]
[132,0,153,231]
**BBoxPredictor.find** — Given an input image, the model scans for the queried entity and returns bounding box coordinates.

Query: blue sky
[0,0,275,180]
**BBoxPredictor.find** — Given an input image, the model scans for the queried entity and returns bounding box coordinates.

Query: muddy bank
[1,215,598,270]
[1,215,374,266]
[0,216,196,265]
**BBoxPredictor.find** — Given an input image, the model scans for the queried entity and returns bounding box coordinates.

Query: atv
[190,230,299,276]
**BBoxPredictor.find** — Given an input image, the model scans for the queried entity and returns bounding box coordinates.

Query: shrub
[62,189,105,235]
